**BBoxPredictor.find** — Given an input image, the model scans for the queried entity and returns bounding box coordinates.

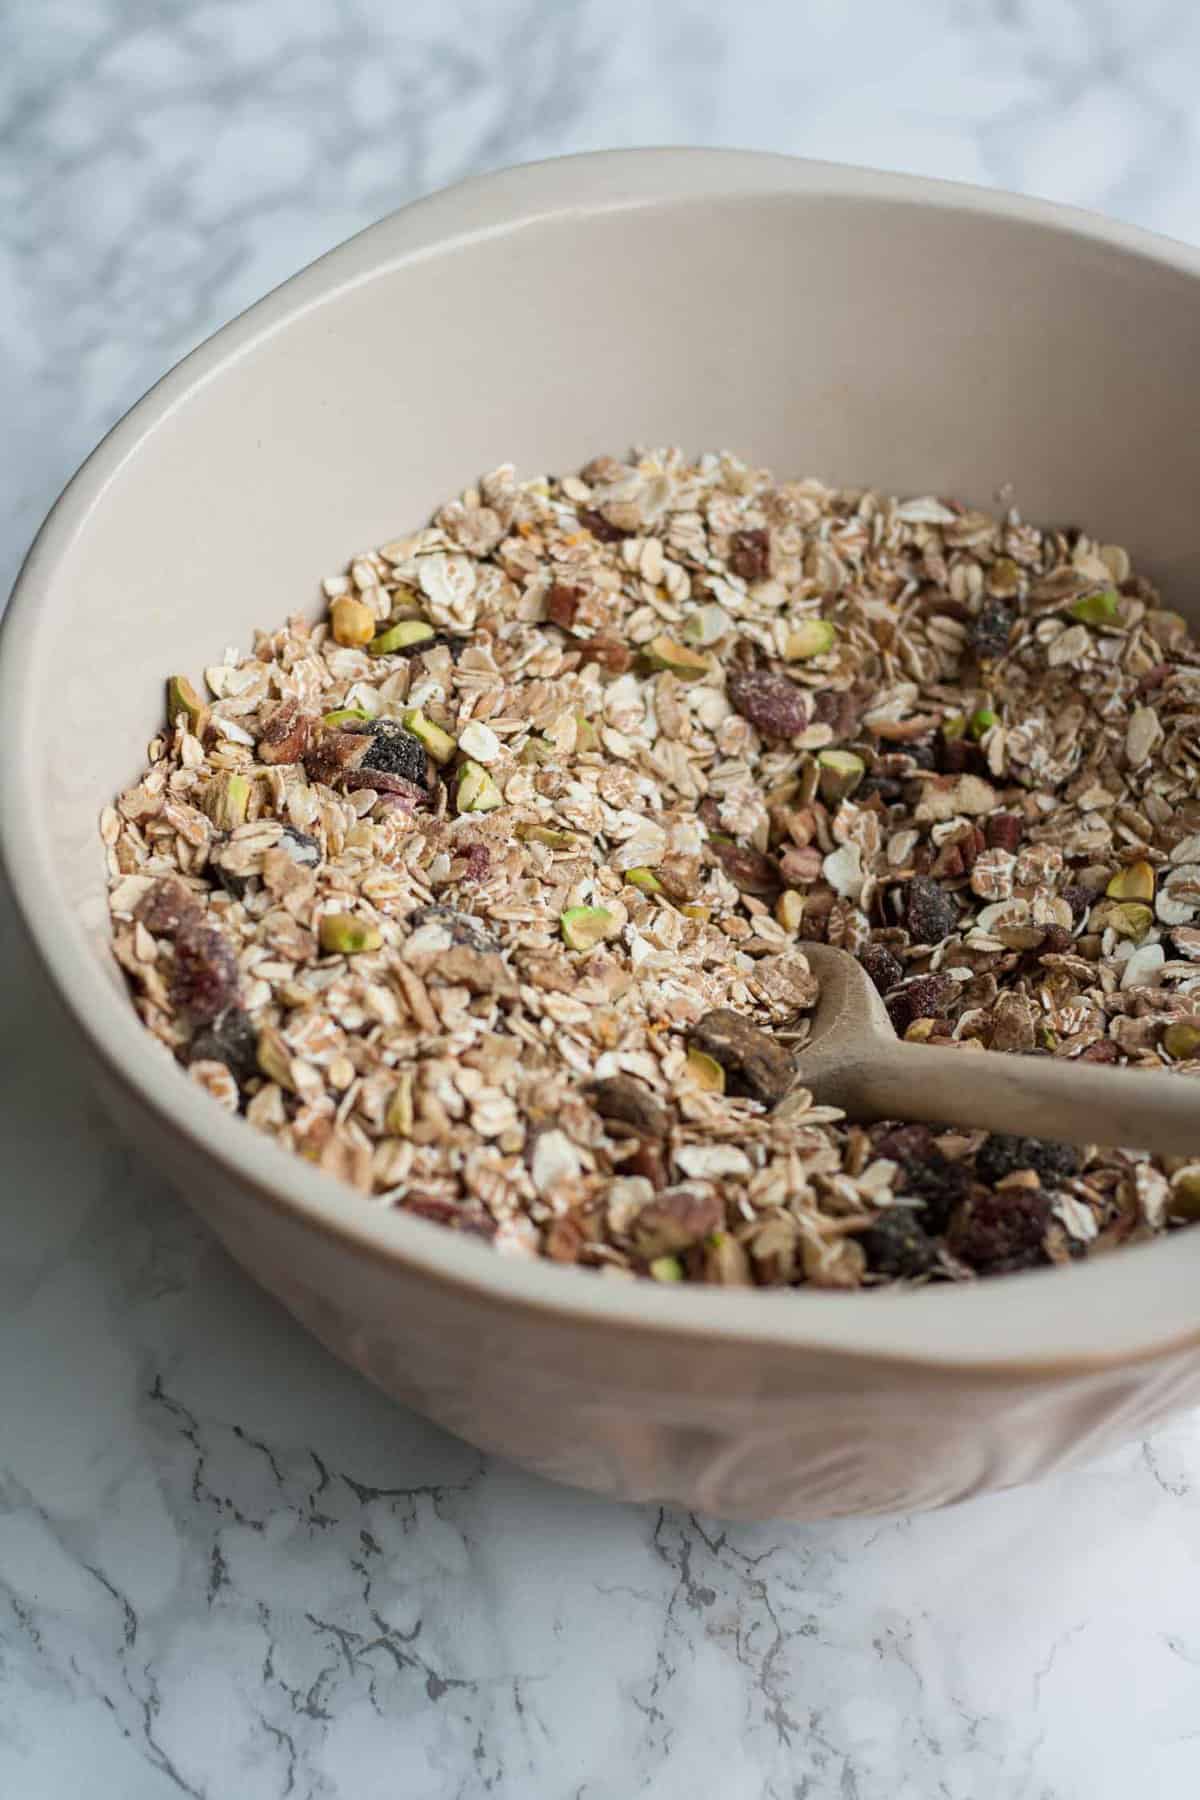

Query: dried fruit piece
[457,760,503,813]
[641,635,711,680]
[985,812,1023,852]
[684,1048,726,1093]
[577,506,625,543]
[625,866,663,894]
[1069,588,1120,626]
[816,749,865,805]
[858,942,903,995]
[688,1009,793,1107]
[711,839,781,896]
[904,876,958,945]
[172,917,240,1022]
[166,674,210,738]
[304,727,371,786]
[560,906,614,951]
[361,718,431,785]
[401,707,457,765]
[631,1188,723,1257]
[729,528,770,581]
[975,1133,1080,1186]
[319,912,383,955]
[201,772,250,831]
[947,1189,1050,1274]
[546,582,582,629]
[726,669,810,739]
[590,1075,670,1138]
[783,619,836,661]
[135,877,203,938]
[256,698,311,765]
[858,1209,938,1279]
[968,597,1016,660]
[1106,861,1155,903]
[885,974,955,1036]
[187,1007,258,1084]
[1163,1021,1200,1060]
[872,1123,970,1233]
[329,596,376,646]
[369,619,436,654]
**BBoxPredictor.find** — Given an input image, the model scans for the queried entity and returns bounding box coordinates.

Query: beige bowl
[6,149,1200,1521]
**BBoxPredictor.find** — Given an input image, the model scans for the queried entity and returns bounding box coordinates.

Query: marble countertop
[6,2,1200,1794]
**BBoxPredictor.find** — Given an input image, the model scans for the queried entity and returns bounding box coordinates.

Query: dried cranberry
[985,812,1024,853]
[135,877,203,938]
[728,528,770,582]
[725,669,810,740]
[859,1209,938,1279]
[187,1007,258,1084]
[976,1133,1080,1186]
[360,719,430,787]
[968,597,1017,661]
[885,973,956,1035]
[904,876,959,945]
[858,942,903,995]
[947,1188,1050,1274]
[171,917,239,1023]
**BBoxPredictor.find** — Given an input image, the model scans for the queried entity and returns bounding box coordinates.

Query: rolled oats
[104,450,1200,1289]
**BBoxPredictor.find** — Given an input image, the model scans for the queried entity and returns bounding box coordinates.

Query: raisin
[885,973,956,1035]
[873,1122,971,1232]
[729,528,770,582]
[904,876,959,945]
[1079,1039,1120,1063]
[360,719,429,787]
[1036,924,1074,960]
[947,1188,1050,1274]
[975,1133,1081,1186]
[689,1009,794,1107]
[859,773,905,805]
[725,670,810,740]
[906,740,938,772]
[187,1007,258,1084]
[858,1209,938,1279]
[578,507,625,543]
[985,812,1024,853]
[858,941,904,995]
[712,839,782,896]
[590,1075,670,1139]
[171,917,240,1023]
[968,597,1017,661]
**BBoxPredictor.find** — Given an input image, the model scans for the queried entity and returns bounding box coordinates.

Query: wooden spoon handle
[827,1040,1200,1156]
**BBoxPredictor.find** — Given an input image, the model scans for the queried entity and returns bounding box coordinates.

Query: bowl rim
[6,144,1200,1376]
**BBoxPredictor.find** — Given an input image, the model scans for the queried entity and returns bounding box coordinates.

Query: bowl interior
[9,151,1200,1363]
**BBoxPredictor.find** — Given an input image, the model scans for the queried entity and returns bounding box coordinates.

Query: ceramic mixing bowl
[6,150,1200,1520]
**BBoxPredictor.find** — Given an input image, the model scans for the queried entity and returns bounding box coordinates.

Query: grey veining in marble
[5,2,1200,1795]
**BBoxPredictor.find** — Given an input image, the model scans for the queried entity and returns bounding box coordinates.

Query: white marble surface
[5,1,1200,1794]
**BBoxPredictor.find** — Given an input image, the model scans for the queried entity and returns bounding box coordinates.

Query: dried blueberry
[1061,885,1092,925]
[975,1133,1081,1186]
[187,1007,258,1084]
[947,1188,1050,1274]
[904,876,959,945]
[360,719,430,788]
[885,973,956,1035]
[859,1209,938,1279]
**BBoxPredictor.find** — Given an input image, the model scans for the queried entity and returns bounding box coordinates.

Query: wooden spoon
[792,942,1200,1154]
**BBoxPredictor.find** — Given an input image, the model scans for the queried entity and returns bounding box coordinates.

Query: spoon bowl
[794,942,1200,1156]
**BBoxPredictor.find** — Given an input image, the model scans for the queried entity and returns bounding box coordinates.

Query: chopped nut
[402,707,457,765]
[625,866,663,894]
[1106,861,1155,903]
[1163,1021,1200,1061]
[1069,588,1120,626]
[202,771,250,830]
[641,635,711,680]
[329,596,376,646]
[783,619,836,660]
[370,618,436,654]
[684,1048,726,1093]
[456,760,503,813]
[560,906,614,951]
[816,749,865,805]
[167,674,210,738]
